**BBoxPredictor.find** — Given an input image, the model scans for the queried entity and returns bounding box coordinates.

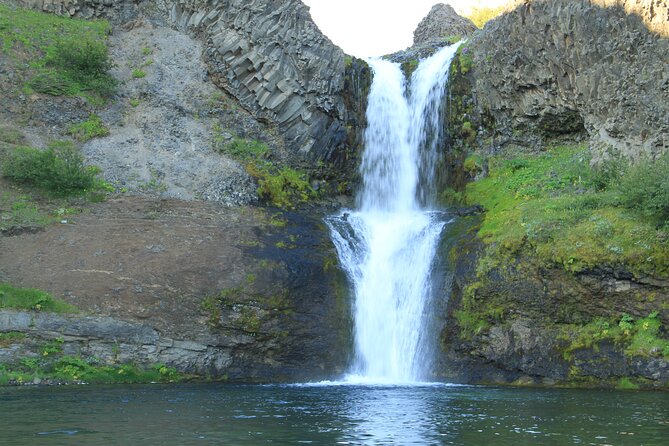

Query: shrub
[46,37,112,82]
[3,141,109,196]
[41,36,116,97]
[249,162,315,209]
[618,153,669,224]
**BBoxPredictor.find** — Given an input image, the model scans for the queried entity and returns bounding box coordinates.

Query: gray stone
[413,3,477,46]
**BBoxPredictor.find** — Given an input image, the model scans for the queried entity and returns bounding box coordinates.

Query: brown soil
[1,196,272,337]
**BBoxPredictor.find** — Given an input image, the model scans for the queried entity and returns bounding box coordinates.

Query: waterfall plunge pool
[2,382,667,445]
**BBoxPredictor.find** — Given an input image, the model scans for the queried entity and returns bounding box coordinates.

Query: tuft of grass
[0,283,77,313]
[132,69,146,79]
[464,145,669,277]
[3,141,112,197]
[67,114,110,142]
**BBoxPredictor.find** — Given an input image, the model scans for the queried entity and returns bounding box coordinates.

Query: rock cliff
[457,0,669,162]
[413,3,477,46]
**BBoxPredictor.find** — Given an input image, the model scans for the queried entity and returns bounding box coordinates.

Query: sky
[302,0,508,57]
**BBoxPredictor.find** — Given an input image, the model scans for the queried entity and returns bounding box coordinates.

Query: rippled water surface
[1,383,668,445]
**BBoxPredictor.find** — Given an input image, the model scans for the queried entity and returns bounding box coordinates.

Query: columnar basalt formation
[162,0,347,162]
[18,0,350,164]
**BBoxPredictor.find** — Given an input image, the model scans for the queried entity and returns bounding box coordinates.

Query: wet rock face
[0,198,351,381]
[413,3,477,45]
[468,0,669,161]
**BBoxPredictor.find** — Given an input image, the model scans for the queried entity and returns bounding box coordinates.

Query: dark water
[0,382,667,445]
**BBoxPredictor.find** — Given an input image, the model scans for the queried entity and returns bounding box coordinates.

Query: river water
[1,383,667,445]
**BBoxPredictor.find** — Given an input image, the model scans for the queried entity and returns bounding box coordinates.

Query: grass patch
[67,114,110,142]
[0,355,185,385]
[0,283,77,313]
[2,141,112,197]
[212,130,316,209]
[0,4,115,101]
[464,145,669,277]
[132,69,146,79]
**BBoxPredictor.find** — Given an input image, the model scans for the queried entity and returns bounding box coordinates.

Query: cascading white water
[327,43,461,384]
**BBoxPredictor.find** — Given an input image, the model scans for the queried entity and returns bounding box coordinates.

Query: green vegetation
[0,354,184,386]
[201,283,291,334]
[0,4,114,100]
[0,283,77,313]
[559,312,669,361]
[0,332,25,347]
[212,127,316,209]
[132,68,146,79]
[67,114,110,142]
[464,145,669,277]
[457,46,474,75]
[248,162,315,209]
[3,141,111,197]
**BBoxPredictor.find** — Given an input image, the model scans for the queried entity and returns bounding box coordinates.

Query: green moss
[247,162,316,209]
[0,283,77,313]
[454,309,489,338]
[458,47,474,74]
[401,59,419,78]
[463,153,482,175]
[616,377,640,390]
[67,114,109,141]
[558,312,669,361]
[212,133,315,209]
[464,145,669,277]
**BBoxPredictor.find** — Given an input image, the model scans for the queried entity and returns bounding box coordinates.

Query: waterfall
[327,43,461,384]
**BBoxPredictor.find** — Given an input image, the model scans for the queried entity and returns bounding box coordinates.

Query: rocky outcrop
[0,198,351,381]
[413,3,477,45]
[436,221,669,388]
[458,0,669,162]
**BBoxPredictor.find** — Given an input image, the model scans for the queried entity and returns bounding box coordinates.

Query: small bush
[40,36,116,98]
[46,37,112,82]
[249,162,315,209]
[618,153,669,224]
[67,114,109,142]
[3,141,109,196]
